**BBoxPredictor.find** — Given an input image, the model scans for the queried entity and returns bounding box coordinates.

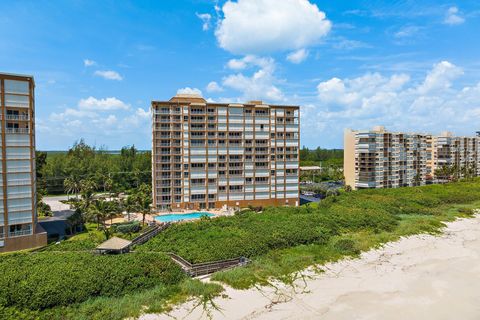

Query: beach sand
[143,215,480,320]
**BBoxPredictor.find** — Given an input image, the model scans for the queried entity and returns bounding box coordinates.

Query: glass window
[5,80,29,94]
[5,94,29,108]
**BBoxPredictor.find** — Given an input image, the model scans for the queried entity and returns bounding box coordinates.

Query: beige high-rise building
[344,126,431,190]
[0,72,47,252]
[432,132,480,178]
[345,126,480,190]
[151,94,300,211]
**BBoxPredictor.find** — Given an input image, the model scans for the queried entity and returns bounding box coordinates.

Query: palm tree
[123,195,137,222]
[64,176,81,200]
[87,199,114,239]
[79,178,98,211]
[133,184,152,226]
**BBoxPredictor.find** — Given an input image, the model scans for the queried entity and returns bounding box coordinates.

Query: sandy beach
[143,214,480,320]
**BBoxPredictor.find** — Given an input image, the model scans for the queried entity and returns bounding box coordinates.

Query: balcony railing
[8,179,32,186]
[9,229,33,238]
[5,128,30,134]
[5,115,30,121]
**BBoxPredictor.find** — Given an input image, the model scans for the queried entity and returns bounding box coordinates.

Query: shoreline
[144,214,480,320]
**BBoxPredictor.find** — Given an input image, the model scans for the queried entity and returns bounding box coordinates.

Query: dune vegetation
[1,179,480,319]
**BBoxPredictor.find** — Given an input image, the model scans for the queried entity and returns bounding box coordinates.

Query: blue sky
[1,0,479,150]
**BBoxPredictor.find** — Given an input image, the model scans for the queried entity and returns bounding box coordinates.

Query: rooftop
[153,94,299,109]
[96,236,132,251]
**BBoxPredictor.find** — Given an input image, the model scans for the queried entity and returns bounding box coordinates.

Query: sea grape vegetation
[1,179,480,319]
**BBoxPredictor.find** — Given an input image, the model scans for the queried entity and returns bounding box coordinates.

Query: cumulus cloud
[196,13,212,31]
[123,108,151,128]
[206,81,223,93]
[302,61,479,147]
[84,59,96,67]
[44,98,150,142]
[79,97,130,111]
[286,48,309,64]
[94,70,123,81]
[222,56,284,102]
[215,0,331,54]
[417,60,463,94]
[444,6,465,25]
[177,87,203,95]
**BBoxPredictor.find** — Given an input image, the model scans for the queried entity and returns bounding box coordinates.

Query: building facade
[432,132,480,178]
[0,73,46,252]
[344,126,431,190]
[151,94,300,211]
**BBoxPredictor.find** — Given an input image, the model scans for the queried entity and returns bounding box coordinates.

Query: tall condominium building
[151,94,300,211]
[432,132,480,178]
[344,126,431,190]
[0,73,46,252]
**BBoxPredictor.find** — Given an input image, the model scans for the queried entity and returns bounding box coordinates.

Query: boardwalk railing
[168,252,250,277]
[131,222,170,246]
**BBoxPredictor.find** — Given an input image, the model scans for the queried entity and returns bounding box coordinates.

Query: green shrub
[0,252,184,310]
[138,179,480,263]
[333,238,359,255]
[113,222,141,234]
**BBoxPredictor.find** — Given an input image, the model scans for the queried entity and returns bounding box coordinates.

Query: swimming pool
[154,212,214,223]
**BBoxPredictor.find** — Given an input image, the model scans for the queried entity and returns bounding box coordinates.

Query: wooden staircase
[168,252,250,277]
[131,222,170,246]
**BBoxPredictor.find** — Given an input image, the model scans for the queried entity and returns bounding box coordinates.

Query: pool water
[155,212,214,223]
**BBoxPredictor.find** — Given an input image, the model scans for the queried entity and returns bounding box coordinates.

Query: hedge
[138,179,480,263]
[0,252,184,310]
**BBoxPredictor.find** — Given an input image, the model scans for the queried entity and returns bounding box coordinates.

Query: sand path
[143,215,480,320]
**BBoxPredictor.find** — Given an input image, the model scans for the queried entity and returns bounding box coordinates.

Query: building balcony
[5,115,30,121]
[9,229,33,238]
[5,128,30,134]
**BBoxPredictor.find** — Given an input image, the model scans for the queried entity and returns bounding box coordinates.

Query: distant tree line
[299,146,343,167]
[299,146,344,182]
[36,139,151,195]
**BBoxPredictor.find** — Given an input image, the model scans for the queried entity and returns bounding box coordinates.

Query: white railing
[8,205,33,212]
[9,229,32,238]
[7,179,31,186]
[5,115,29,121]
[5,128,30,134]
[6,167,30,173]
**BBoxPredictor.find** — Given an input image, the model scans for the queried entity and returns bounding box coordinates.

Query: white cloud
[177,87,203,95]
[417,60,463,94]
[104,115,117,126]
[49,108,94,122]
[332,38,370,50]
[44,100,150,141]
[222,56,284,102]
[215,0,331,54]
[78,97,130,111]
[227,58,248,70]
[226,55,273,71]
[206,81,223,93]
[394,25,421,38]
[123,108,151,128]
[196,13,212,31]
[286,48,309,64]
[94,70,123,81]
[444,6,465,25]
[84,59,96,67]
[302,60,480,147]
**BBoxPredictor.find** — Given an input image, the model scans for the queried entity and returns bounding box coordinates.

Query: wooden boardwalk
[168,252,249,277]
